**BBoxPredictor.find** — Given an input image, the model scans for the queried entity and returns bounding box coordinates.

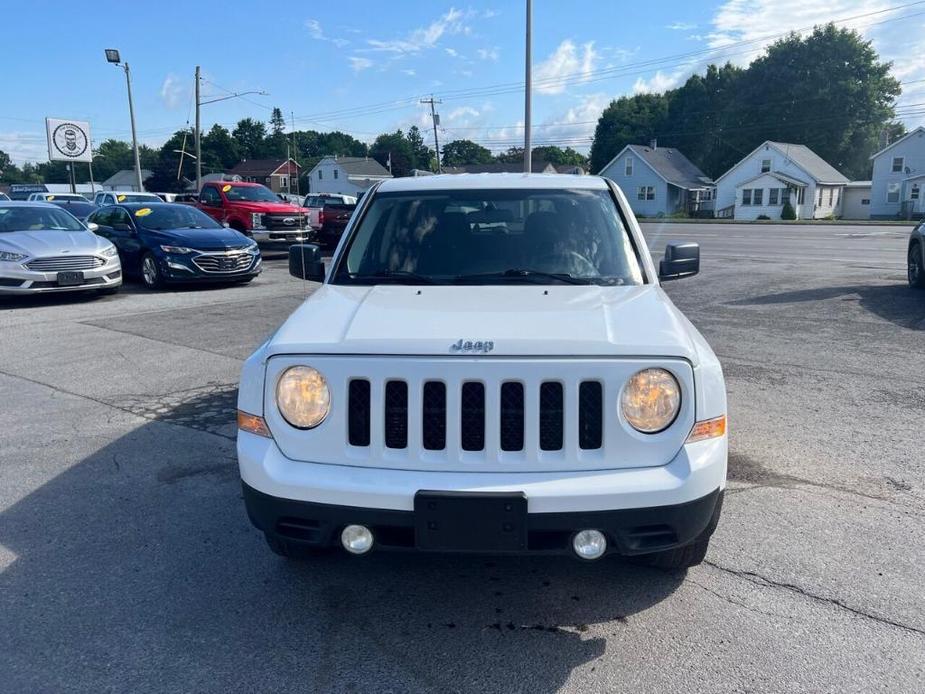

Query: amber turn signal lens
[686,415,726,443]
[237,410,272,438]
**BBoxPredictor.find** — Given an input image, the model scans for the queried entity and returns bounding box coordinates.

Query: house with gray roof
[598,142,714,217]
[307,156,392,196]
[102,169,154,192]
[714,141,849,220]
[868,126,925,219]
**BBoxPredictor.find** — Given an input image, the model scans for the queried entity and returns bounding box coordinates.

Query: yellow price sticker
[222,184,232,192]
[135,207,153,217]
[117,194,126,202]
[47,195,55,201]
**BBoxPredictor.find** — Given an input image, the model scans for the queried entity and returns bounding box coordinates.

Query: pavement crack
[705,560,925,637]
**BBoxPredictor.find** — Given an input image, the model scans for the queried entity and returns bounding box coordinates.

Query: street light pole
[105,49,144,191]
[524,0,533,174]
[195,65,202,192]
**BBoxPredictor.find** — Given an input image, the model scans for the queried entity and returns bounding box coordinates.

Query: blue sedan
[87,203,261,289]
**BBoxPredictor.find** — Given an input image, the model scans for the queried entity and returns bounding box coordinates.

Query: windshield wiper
[455,269,592,285]
[342,269,439,285]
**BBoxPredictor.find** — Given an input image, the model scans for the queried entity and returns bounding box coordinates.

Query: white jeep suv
[237,174,727,569]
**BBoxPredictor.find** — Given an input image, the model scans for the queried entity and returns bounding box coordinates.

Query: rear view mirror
[86,222,99,232]
[289,244,325,282]
[659,242,700,281]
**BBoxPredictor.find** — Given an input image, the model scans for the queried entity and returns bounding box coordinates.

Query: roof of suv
[377,173,608,193]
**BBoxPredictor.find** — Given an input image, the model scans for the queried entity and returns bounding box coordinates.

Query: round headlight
[621,368,681,434]
[276,366,331,429]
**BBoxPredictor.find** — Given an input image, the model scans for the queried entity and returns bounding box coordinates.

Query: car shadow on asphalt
[730,283,925,330]
[0,388,685,693]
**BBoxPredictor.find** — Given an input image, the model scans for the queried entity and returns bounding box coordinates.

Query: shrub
[757,214,771,220]
[781,201,797,220]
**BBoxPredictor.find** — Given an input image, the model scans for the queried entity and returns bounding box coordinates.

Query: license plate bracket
[414,491,527,551]
[57,271,84,286]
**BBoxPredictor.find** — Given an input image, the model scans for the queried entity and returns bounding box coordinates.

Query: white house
[869,126,925,219]
[714,141,848,220]
[307,156,392,196]
[598,142,714,217]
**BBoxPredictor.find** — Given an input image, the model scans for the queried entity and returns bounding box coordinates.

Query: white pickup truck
[237,174,727,569]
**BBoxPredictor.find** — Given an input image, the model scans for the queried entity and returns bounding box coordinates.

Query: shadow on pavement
[0,389,684,693]
[731,283,925,330]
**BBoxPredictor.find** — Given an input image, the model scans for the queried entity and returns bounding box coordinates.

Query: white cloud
[633,69,686,94]
[348,56,374,72]
[365,7,472,54]
[533,40,597,95]
[159,74,185,109]
[448,106,479,121]
[0,131,49,164]
[445,47,459,57]
[667,21,696,31]
[401,69,416,76]
[477,46,500,61]
[535,93,611,153]
[305,18,350,47]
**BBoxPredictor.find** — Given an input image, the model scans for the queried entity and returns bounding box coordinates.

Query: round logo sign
[51,122,89,159]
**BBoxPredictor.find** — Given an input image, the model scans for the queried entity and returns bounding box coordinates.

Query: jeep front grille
[348,378,603,453]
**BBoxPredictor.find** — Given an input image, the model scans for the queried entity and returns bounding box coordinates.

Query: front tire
[264,533,332,560]
[96,286,120,296]
[633,492,723,570]
[909,243,925,289]
[140,253,164,290]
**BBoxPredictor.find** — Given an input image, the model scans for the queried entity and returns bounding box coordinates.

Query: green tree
[407,125,434,170]
[370,130,414,177]
[442,139,493,166]
[201,124,240,172]
[0,150,22,183]
[232,118,267,159]
[264,107,289,158]
[589,93,668,173]
[495,146,524,164]
[531,146,588,167]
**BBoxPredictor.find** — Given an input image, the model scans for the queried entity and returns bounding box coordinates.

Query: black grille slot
[539,382,564,450]
[348,380,370,446]
[499,382,525,451]
[422,381,446,450]
[578,381,603,450]
[460,382,485,451]
[384,381,408,449]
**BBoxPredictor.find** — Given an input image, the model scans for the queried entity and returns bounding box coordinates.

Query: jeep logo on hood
[450,339,494,353]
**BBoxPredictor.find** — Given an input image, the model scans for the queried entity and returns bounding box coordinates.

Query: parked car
[0,201,122,295]
[909,221,925,289]
[278,193,305,206]
[88,202,260,290]
[196,181,310,242]
[0,192,10,201]
[237,174,727,569]
[47,199,98,223]
[313,201,356,249]
[93,191,162,206]
[173,193,200,205]
[303,193,357,230]
[27,192,88,203]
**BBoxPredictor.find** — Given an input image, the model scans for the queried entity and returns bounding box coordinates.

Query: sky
[2,0,925,165]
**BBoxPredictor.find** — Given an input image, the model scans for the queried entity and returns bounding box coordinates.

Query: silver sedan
[0,202,122,295]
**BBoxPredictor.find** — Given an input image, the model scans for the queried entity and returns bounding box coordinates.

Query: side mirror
[659,242,700,281]
[222,222,230,228]
[289,244,325,282]
[86,222,99,232]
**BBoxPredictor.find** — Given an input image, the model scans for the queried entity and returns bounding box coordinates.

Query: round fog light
[341,525,374,555]
[572,529,607,560]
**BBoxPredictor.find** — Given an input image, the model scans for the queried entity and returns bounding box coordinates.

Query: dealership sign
[45,118,92,163]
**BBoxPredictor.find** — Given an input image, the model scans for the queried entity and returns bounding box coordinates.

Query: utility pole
[421,96,443,173]
[195,65,202,192]
[291,110,300,197]
[524,0,533,174]
[67,163,76,194]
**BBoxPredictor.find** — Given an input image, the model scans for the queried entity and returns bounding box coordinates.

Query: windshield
[132,205,222,231]
[114,193,159,203]
[334,188,644,285]
[224,185,280,203]
[0,206,86,233]
[45,194,87,202]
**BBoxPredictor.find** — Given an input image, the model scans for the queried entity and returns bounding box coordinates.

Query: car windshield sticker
[135,207,153,217]
[117,194,126,202]
[222,184,232,192]
[46,195,55,201]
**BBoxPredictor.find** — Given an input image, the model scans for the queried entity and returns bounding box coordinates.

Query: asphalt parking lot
[1,223,923,693]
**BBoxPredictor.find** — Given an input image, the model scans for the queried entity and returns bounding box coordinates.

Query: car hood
[267,284,703,363]
[224,201,304,214]
[0,230,110,256]
[145,227,252,250]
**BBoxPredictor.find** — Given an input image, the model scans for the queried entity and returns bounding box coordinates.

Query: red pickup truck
[197,181,311,241]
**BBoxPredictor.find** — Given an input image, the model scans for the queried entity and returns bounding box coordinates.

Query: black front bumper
[243,482,723,557]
